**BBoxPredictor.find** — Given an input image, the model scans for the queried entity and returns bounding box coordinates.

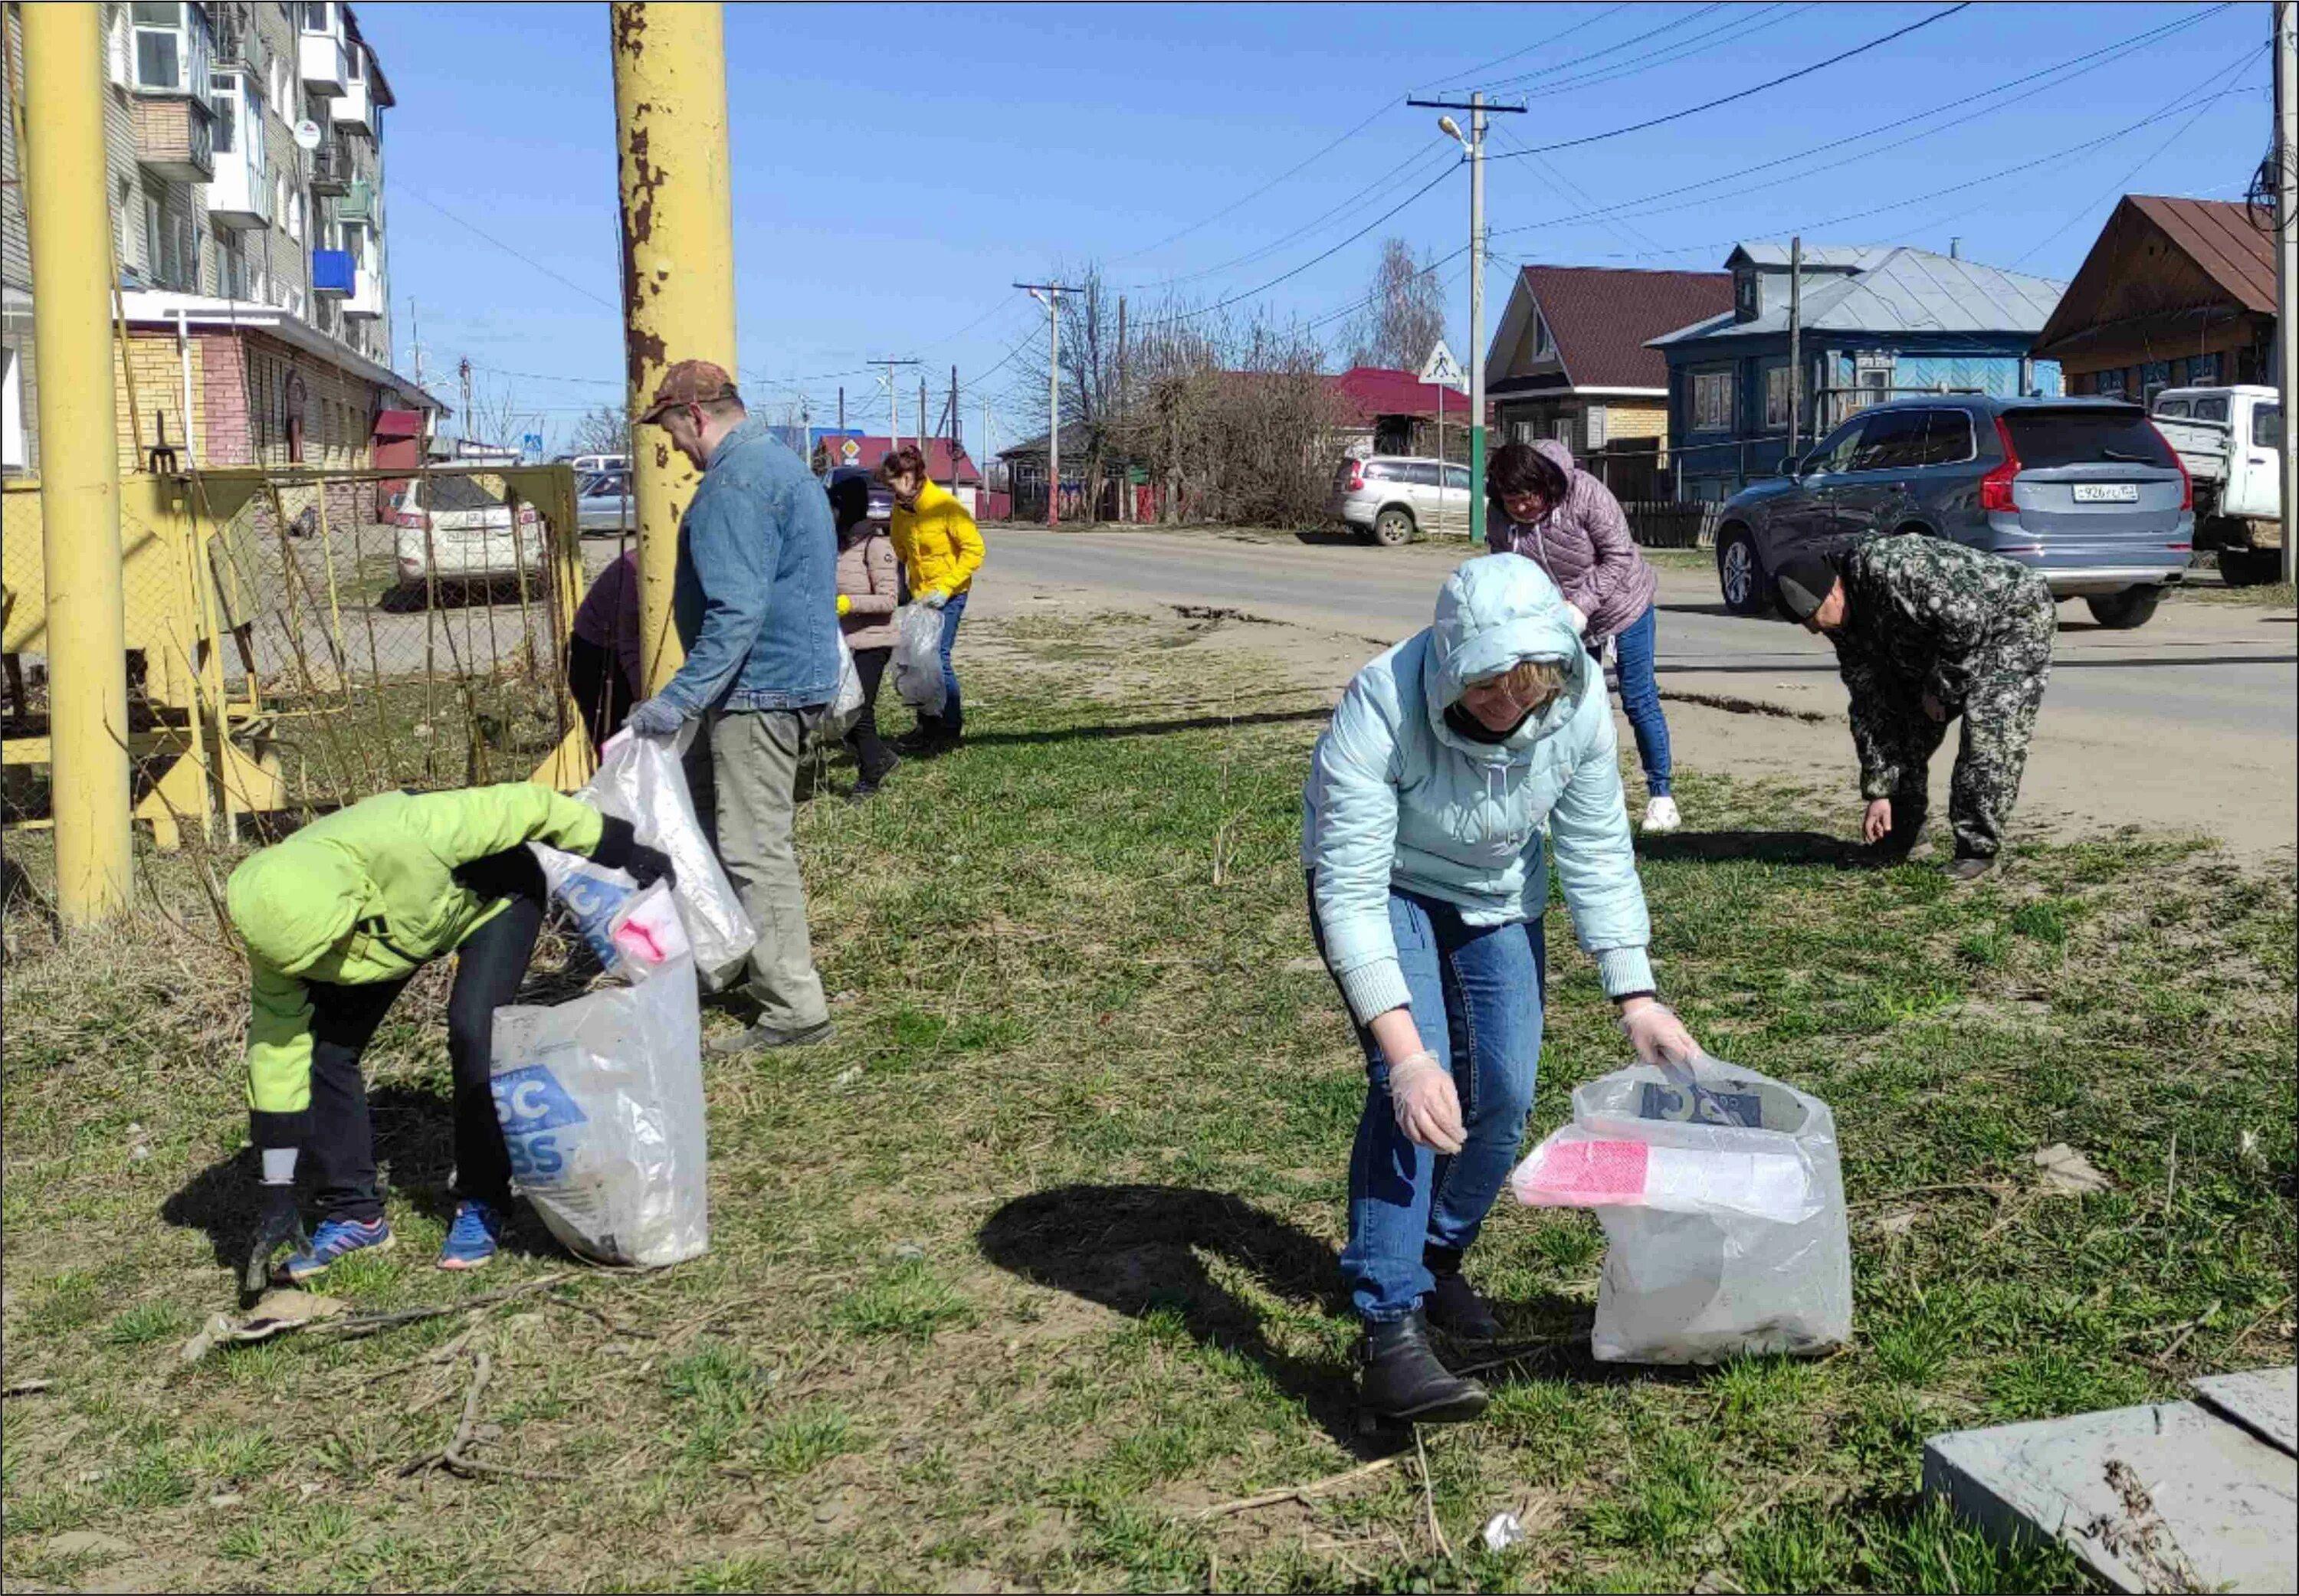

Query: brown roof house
[2032,195,2274,403]
[1484,264,1732,498]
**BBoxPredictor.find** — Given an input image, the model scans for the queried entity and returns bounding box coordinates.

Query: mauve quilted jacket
[1487,438,1658,644]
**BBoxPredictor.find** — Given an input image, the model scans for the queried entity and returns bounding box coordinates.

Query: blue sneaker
[280,1216,395,1284]
[437,1201,504,1271]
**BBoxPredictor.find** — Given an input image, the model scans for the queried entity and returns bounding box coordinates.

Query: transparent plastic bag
[826,634,865,736]
[893,602,946,716]
[533,723,754,986]
[1511,1055,1851,1364]
[490,883,709,1268]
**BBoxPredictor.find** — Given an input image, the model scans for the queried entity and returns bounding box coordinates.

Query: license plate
[2073,483,2140,503]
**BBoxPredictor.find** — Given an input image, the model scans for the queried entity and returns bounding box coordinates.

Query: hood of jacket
[1422,554,1591,763]
[228,837,368,977]
[1530,437,1576,477]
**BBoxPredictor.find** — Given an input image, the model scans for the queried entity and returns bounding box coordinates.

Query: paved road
[970,526,2298,851]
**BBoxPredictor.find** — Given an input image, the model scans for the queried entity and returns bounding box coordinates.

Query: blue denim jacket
[659,415,839,714]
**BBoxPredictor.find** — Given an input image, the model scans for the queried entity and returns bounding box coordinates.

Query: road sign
[521,432,544,463]
[1420,340,1468,393]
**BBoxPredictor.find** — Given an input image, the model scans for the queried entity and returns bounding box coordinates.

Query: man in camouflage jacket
[1772,538,2056,880]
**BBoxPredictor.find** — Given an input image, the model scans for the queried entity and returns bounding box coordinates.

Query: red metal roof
[2127,195,2273,314]
[1330,365,1481,421]
[815,434,983,484]
[1513,264,1733,389]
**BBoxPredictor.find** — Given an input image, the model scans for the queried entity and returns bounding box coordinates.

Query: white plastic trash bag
[533,723,754,986]
[1511,1055,1851,1364]
[490,882,709,1268]
[826,634,865,737]
[893,602,946,716]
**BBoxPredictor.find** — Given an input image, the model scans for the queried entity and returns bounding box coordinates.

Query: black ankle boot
[1359,1309,1489,1424]
[1423,1249,1501,1342]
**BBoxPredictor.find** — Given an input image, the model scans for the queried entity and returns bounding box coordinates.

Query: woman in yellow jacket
[881,444,985,751]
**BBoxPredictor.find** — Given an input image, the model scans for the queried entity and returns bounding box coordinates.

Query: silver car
[1330,454,1473,546]
[577,470,635,536]
[1714,396,2192,630]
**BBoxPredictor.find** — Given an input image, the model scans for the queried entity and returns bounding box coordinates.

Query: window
[130,2,213,97]
[212,74,237,152]
[1763,365,1793,431]
[1401,462,1442,487]
[1805,418,1866,476]
[2254,405,2281,450]
[287,189,302,241]
[1361,460,1395,482]
[346,44,362,83]
[1510,420,1536,445]
[242,77,266,166]
[302,2,333,32]
[1735,270,1761,322]
[142,192,162,277]
[1445,464,1471,493]
[2155,398,2190,418]
[1532,313,1552,358]
[1849,408,1928,472]
[2002,409,2177,470]
[2,347,23,471]
[220,233,250,299]
[2194,396,2230,424]
[2091,369,2127,399]
[1914,409,1975,467]
[1691,369,1733,432]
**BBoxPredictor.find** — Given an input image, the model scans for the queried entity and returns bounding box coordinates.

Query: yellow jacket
[890,480,985,600]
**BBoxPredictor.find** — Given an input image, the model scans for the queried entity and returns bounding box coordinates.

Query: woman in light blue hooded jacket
[1303,554,1704,1425]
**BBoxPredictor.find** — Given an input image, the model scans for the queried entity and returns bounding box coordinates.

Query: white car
[2151,385,2283,586]
[1330,454,1473,546]
[389,475,546,590]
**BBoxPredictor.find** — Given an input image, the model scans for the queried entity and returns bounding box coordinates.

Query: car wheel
[2219,549,2284,588]
[1372,507,1416,548]
[1715,526,1769,616]
[2084,586,2161,630]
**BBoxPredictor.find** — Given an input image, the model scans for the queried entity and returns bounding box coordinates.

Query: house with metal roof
[2029,195,2274,404]
[1486,264,1733,500]
[1647,242,2067,500]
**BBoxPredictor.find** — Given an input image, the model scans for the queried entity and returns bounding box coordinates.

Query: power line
[1490,3,1812,98]
[1473,4,1730,93]
[1406,4,1631,93]
[1493,3,1973,162]
[398,188,618,312]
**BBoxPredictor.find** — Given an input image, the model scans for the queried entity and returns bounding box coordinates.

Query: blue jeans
[1610,601,1671,798]
[936,591,967,732]
[1309,879,1547,1323]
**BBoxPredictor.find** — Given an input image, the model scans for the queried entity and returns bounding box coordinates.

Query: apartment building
[2,1,440,479]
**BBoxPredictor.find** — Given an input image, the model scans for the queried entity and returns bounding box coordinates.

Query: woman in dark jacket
[1487,439,1680,833]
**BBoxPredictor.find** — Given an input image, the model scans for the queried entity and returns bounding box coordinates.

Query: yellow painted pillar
[25,2,132,923]
[610,2,736,693]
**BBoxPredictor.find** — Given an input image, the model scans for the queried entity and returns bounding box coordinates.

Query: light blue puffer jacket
[1301,555,1655,1026]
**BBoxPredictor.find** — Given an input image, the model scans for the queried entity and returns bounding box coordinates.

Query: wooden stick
[1414,1427,1452,1562]
[1,1378,56,1400]
[1193,1457,1397,1519]
[328,1273,570,1341]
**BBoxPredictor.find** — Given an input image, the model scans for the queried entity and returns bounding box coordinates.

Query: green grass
[2,605,2291,1591]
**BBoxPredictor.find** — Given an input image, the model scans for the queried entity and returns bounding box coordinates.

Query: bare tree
[567,403,632,461]
[1342,237,1449,372]
[1007,262,1125,516]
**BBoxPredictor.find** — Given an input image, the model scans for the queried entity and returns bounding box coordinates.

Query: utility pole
[1786,234,1803,462]
[459,357,474,448]
[1017,281,1081,525]
[613,2,736,700]
[25,1,131,922]
[868,357,919,456]
[982,395,992,492]
[838,385,845,434]
[409,297,423,384]
[948,364,960,487]
[1115,295,1127,521]
[1410,91,1525,545]
[918,375,928,455]
[2278,2,2297,585]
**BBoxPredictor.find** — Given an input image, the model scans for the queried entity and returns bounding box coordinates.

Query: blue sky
[356,2,2270,449]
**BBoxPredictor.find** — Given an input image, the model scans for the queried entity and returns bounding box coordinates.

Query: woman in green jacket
[228,782,671,1290]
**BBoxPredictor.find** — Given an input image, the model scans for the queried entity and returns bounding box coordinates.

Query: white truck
[2150,385,2284,587]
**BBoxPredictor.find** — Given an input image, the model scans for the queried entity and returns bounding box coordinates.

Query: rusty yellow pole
[611,2,736,694]
[25,2,132,922]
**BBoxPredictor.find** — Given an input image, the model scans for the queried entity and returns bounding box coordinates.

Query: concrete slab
[2191,1368,2298,1457]
[1923,1400,2299,1593]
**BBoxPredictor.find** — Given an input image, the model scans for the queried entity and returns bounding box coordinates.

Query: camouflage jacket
[1829,536,2051,795]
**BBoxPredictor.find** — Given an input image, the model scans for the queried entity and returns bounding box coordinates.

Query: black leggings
[302,849,546,1223]
[845,644,896,781]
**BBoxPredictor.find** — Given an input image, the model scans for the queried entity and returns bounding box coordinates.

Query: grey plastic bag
[893,602,946,716]
[1511,1055,1851,1364]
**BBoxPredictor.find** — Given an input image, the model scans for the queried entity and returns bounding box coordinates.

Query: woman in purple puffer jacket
[1486,439,1679,833]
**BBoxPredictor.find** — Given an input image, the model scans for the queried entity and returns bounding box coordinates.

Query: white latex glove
[1562,602,1589,636]
[1620,999,1700,1065]
[920,587,950,610]
[1387,1050,1464,1155]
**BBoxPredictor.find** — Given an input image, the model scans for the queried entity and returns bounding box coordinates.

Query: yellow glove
[836,594,852,618]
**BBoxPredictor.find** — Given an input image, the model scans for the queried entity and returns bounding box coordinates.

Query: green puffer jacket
[227,784,605,1116]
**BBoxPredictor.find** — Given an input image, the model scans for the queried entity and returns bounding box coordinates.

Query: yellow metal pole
[24,2,133,922]
[611,2,736,696]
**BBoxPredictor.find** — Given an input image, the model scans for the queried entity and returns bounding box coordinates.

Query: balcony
[344,265,383,320]
[204,70,269,228]
[210,2,262,70]
[204,143,269,229]
[299,28,346,93]
[330,77,374,133]
[308,138,352,195]
[334,176,375,224]
[311,249,356,296]
[133,96,213,183]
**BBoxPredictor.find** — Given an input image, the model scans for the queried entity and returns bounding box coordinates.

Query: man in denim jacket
[628,359,837,1051]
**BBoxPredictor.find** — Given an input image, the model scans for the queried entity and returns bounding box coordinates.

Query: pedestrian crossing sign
[1419,341,1467,393]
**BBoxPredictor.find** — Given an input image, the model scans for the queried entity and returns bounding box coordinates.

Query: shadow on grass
[1637,829,1868,868]
[979,1184,1373,1449]
[962,706,1333,749]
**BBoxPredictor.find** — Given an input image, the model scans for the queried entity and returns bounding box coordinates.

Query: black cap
[1773,551,1840,622]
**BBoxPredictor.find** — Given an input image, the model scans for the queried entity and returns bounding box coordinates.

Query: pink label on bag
[1518,1139,1649,1203]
